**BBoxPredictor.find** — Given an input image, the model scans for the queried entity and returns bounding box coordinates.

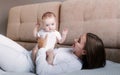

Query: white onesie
[37,29,62,50]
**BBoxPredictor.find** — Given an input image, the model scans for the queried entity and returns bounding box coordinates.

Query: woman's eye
[78,38,81,43]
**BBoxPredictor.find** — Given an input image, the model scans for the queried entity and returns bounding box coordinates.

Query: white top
[37,29,62,50]
[36,48,82,75]
[0,34,34,72]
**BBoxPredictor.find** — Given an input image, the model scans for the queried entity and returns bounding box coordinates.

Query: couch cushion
[60,0,120,48]
[105,48,120,63]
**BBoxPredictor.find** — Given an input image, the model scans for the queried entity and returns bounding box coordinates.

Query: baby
[32,12,68,63]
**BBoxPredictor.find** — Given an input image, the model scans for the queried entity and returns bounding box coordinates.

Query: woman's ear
[82,50,87,55]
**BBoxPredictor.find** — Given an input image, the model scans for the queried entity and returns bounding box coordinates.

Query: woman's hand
[37,35,48,48]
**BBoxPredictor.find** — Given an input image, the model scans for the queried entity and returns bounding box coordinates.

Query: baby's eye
[51,23,54,26]
[46,24,49,26]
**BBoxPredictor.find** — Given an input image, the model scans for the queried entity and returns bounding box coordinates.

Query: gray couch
[2,0,120,75]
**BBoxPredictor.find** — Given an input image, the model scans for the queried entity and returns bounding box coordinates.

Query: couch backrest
[60,0,120,49]
[7,2,61,50]
[7,0,120,49]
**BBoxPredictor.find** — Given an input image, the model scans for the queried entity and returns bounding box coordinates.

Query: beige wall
[0,0,64,35]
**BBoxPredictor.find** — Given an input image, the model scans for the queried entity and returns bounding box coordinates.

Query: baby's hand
[62,28,68,35]
[36,22,40,28]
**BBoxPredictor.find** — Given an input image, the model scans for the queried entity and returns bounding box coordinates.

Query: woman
[36,33,106,75]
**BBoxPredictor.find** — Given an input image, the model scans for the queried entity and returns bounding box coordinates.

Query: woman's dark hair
[82,33,106,69]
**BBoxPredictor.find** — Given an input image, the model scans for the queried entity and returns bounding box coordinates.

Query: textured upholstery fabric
[105,48,120,63]
[60,0,120,48]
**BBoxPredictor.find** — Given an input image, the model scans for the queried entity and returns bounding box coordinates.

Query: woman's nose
[72,44,75,47]
[74,39,78,43]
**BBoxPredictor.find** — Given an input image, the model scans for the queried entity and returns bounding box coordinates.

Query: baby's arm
[33,23,40,39]
[58,29,68,44]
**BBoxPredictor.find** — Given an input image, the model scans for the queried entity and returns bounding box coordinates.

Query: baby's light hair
[42,12,56,20]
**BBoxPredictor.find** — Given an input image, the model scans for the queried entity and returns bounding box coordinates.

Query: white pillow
[0,44,34,72]
[0,34,34,72]
[0,34,26,53]
[0,68,5,74]
[59,61,120,75]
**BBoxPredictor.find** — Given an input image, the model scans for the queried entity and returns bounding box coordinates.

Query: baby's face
[43,17,56,32]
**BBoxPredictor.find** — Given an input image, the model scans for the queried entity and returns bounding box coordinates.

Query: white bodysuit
[37,29,62,50]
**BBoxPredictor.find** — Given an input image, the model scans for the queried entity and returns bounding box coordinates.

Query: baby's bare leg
[46,49,54,65]
[32,44,39,63]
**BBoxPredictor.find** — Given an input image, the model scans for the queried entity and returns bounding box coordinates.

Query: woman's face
[72,34,86,57]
